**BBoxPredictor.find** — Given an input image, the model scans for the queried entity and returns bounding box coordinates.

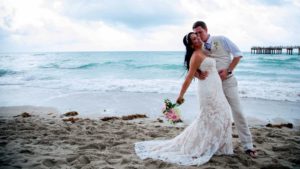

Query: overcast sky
[1,0,300,52]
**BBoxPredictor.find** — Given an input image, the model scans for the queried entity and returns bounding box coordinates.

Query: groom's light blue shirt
[206,35,243,57]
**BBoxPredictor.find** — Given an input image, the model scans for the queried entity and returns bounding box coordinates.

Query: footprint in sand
[261,163,291,169]
[121,158,130,165]
[257,149,269,158]
[69,155,91,168]
[76,155,91,164]
[42,159,57,167]
[19,149,34,155]
[113,131,124,135]
[66,155,80,163]
[101,167,114,169]
[42,159,67,167]
[108,154,123,159]
[105,158,120,165]
[79,143,106,150]
[112,141,126,146]
[94,135,104,140]
[272,144,295,152]
[144,159,171,168]
[123,166,139,169]
[254,136,265,144]
[117,149,132,154]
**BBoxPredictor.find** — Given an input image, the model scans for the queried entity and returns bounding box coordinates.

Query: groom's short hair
[193,21,207,30]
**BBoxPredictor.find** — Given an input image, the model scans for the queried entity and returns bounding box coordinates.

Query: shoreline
[1,91,299,127]
[0,111,299,169]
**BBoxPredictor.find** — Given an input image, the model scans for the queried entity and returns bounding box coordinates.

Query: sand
[0,107,300,169]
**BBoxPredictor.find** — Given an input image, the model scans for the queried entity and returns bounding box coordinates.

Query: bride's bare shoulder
[193,50,206,59]
[194,49,205,55]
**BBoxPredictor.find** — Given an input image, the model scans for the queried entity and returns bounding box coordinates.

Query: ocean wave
[258,55,300,62]
[39,61,183,71]
[33,53,47,56]
[40,63,99,69]
[133,64,183,70]
[6,77,298,102]
[40,63,59,69]
[238,80,300,102]
[0,82,25,86]
[257,58,300,66]
[75,63,99,69]
[0,69,17,77]
[236,70,300,78]
[0,55,12,58]
[101,60,183,70]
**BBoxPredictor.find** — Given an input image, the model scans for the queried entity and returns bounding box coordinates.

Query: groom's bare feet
[245,149,257,158]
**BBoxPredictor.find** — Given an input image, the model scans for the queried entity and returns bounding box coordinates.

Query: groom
[192,21,257,158]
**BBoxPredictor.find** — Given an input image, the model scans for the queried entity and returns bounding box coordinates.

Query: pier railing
[251,46,300,55]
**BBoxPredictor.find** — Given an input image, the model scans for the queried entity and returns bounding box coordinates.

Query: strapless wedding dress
[135,57,233,166]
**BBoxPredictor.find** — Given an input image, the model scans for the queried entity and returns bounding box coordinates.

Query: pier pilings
[251,46,300,55]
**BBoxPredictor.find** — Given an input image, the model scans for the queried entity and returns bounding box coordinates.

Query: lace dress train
[135,58,233,166]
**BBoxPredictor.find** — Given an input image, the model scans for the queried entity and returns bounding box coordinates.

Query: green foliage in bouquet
[162,99,183,124]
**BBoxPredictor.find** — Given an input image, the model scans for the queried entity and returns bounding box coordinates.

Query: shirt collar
[205,34,212,44]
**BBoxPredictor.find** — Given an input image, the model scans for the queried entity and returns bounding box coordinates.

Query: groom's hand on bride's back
[195,69,208,80]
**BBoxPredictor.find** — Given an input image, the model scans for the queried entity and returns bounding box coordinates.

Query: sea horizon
[0,50,254,54]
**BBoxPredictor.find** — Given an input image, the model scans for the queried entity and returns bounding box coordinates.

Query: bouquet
[162,99,183,124]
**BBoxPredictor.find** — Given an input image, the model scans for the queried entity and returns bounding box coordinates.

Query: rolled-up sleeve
[221,36,243,57]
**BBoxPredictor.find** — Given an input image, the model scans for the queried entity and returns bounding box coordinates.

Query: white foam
[1,75,299,102]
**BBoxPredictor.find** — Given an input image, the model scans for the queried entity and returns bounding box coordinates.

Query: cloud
[0,0,299,52]
[0,0,190,52]
[182,0,300,49]
[50,0,189,28]
[258,0,286,6]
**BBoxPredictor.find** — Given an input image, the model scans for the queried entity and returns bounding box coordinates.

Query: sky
[0,0,300,52]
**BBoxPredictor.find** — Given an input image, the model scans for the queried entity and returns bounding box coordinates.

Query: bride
[135,32,233,166]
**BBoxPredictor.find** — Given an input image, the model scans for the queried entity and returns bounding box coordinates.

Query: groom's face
[193,26,209,42]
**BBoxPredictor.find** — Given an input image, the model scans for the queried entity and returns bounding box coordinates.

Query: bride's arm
[177,52,203,104]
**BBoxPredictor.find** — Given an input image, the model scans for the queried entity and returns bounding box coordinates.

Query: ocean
[0,51,299,123]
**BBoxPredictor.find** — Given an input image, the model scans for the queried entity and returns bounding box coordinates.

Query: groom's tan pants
[222,75,253,150]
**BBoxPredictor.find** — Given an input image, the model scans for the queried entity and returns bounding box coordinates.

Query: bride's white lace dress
[134,57,233,166]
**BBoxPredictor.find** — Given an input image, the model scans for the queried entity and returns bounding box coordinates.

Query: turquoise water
[0,51,299,105]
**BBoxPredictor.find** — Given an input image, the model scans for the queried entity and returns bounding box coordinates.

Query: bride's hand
[195,70,208,80]
[218,69,227,81]
[176,97,185,105]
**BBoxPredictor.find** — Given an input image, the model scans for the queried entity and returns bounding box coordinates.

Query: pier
[251,46,300,55]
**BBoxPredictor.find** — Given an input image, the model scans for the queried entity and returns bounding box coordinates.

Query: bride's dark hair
[183,32,195,70]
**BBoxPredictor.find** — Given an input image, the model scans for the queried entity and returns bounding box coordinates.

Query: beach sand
[0,106,300,169]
